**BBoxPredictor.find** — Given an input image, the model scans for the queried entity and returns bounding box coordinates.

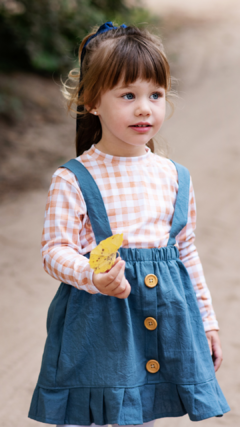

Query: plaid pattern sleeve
[176,178,219,332]
[41,170,99,294]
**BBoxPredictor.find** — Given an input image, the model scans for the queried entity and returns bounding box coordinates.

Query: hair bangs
[101,37,170,92]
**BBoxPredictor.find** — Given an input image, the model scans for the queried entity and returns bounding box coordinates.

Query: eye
[150,92,163,100]
[122,92,135,100]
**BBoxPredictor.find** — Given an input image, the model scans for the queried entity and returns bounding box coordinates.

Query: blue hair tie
[81,21,127,63]
[77,21,127,133]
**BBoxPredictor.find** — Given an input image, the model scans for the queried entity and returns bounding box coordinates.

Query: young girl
[28,22,230,426]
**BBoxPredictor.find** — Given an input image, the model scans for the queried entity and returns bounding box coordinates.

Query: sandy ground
[142,0,239,19]
[1,2,240,426]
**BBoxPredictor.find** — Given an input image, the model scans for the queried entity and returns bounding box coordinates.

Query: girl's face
[92,78,166,157]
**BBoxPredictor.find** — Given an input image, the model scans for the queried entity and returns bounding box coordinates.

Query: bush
[0,0,153,75]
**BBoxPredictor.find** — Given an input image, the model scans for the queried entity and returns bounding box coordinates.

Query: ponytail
[76,113,102,156]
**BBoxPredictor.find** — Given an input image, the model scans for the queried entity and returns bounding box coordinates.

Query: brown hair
[62,25,171,156]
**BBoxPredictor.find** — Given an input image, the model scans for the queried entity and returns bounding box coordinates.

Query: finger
[105,261,125,288]
[114,280,131,298]
[111,256,122,267]
[102,256,123,273]
[207,337,213,356]
[213,356,222,372]
[112,275,128,294]
[108,268,128,296]
[212,346,223,372]
[115,284,131,299]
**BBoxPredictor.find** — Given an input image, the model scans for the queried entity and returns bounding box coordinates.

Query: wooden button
[146,360,160,373]
[144,317,157,330]
[144,274,158,288]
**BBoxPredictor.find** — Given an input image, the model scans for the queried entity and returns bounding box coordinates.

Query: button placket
[144,273,160,378]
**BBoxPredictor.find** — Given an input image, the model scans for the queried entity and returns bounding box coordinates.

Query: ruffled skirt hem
[28,378,230,425]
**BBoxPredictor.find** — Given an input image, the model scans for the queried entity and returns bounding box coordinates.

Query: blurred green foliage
[0,0,154,75]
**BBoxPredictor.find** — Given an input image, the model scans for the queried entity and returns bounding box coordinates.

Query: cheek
[109,108,127,125]
[106,104,124,120]
[105,114,124,134]
[157,104,166,122]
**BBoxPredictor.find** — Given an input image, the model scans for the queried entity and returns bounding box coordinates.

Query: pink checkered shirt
[41,144,219,332]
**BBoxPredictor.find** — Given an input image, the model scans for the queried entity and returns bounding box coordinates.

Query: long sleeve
[176,178,219,332]
[41,169,99,294]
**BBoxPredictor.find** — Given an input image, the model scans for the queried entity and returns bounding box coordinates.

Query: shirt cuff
[77,263,108,295]
[202,319,219,332]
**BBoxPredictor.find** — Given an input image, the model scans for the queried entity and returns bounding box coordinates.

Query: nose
[135,98,151,116]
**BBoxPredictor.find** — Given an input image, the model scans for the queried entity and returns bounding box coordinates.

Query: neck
[95,140,147,157]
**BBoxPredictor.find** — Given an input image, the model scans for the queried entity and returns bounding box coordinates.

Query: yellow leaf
[89,233,123,274]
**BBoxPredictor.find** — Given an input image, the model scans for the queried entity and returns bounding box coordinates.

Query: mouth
[129,122,152,133]
[130,122,152,128]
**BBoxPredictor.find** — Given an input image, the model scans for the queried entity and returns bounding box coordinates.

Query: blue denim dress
[28,159,230,425]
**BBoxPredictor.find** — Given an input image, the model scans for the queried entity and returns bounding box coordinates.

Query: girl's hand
[205,330,223,372]
[92,257,131,299]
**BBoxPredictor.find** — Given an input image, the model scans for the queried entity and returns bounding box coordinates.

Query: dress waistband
[118,246,179,262]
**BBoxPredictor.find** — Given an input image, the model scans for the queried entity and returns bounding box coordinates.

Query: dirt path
[143,0,239,19]
[1,4,240,427]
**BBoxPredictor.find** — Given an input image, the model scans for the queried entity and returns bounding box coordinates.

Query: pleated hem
[28,379,230,425]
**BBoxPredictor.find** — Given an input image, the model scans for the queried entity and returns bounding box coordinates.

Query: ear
[84,91,101,115]
[84,105,99,116]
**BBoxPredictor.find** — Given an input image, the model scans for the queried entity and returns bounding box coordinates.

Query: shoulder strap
[61,159,113,245]
[167,161,190,246]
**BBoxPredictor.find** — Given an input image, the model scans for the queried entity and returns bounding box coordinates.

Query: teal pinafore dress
[28,159,230,425]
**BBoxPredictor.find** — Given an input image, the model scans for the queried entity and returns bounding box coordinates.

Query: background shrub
[0,0,153,75]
